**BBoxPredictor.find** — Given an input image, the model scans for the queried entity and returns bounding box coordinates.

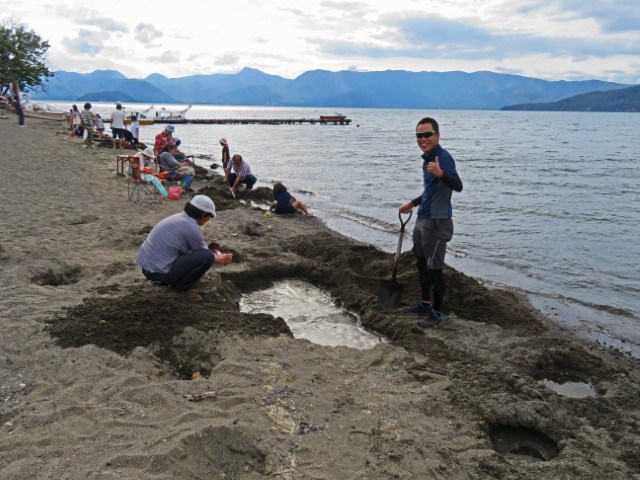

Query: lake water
[49,102,640,356]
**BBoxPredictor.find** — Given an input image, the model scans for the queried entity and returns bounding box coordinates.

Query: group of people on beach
[67,102,140,150]
[136,115,463,334]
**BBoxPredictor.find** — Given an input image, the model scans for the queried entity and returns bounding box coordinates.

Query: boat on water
[124,105,155,125]
[319,113,349,124]
[154,104,191,121]
[24,103,66,121]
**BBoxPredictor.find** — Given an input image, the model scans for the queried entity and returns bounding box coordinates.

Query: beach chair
[126,156,168,203]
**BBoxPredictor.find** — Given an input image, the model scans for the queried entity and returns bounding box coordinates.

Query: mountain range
[31,67,634,111]
[501,84,640,112]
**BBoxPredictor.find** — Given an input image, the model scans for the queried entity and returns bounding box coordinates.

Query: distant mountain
[30,67,632,110]
[77,91,137,102]
[501,85,640,112]
[40,73,176,103]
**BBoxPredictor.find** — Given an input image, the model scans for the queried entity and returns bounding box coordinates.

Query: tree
[0,19,53,97]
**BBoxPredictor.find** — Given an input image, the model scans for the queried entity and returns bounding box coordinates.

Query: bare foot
[169,289,202,301]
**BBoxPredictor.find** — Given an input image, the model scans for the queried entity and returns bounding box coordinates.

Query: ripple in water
[240,279,384,349]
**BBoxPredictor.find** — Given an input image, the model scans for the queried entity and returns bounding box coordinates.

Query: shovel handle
[391,211,413,281]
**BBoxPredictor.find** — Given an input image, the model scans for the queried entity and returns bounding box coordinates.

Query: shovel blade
[378,279,404,309]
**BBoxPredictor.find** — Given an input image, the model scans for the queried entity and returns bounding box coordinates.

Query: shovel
[378,211,413,309]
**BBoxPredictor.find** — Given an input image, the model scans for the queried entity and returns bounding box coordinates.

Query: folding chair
[126,156,168,203]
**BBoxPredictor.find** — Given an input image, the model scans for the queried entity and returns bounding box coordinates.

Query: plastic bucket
[168,187,181,200]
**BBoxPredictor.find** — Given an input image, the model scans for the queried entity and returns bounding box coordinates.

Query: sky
[2,0,640,84]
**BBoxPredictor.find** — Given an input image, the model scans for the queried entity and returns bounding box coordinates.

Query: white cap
[142,147,155,158]
[190,195,216,217]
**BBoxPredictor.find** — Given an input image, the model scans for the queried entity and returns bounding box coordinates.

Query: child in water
[269,182,313,217]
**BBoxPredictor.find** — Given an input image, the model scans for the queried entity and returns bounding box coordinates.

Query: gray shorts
[412,218,454,270]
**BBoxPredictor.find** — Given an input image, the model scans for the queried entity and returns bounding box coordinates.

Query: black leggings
[416,256,445,311]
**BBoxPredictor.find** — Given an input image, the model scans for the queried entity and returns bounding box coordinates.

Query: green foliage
[0,19,53,96]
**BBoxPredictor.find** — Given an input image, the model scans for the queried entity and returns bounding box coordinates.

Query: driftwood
[183,391,217,402]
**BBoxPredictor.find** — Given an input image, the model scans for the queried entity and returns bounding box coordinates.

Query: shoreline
[1,116,639,479]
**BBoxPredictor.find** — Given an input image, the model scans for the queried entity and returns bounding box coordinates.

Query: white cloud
[215,54,240,66]
[135,23,162,46]
[1,0,638,83]
[147,51,181,64]
[61,29,104,55]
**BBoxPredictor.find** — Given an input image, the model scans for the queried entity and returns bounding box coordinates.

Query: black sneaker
[403,302,432,316]
[417,310,444,328]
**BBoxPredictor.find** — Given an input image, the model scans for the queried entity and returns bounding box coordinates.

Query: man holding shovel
[398,117,463,328]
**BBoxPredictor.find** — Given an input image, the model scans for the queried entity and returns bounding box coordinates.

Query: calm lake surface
[50,102,640,356]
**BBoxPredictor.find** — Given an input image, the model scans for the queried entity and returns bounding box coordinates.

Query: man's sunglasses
[415,131,437,139]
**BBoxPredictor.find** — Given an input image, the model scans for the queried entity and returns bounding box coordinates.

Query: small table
[116,154,129,176]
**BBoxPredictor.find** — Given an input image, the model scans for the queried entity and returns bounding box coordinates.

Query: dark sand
[1,113,639,479]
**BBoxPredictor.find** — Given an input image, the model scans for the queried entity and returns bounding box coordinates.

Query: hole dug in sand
[31,264,83,286]
[536,373,597,399]
[239,278,385,349]
[108,425,266,477]
[531,348,601,399]
[489,425,560,462]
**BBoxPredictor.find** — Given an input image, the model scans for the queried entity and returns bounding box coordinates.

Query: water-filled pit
[240,279,385,349]
[537,372,597,399]
[489,425,560,462]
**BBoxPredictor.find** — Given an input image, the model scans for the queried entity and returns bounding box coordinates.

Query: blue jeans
[228,173,256,190]
[167,172,194,187]
[143,248,214,291]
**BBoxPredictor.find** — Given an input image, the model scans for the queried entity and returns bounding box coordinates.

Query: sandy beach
[1,114,639,479]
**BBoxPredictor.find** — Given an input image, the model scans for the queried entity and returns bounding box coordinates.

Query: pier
[104,116,351,126]
[167,117,351,125]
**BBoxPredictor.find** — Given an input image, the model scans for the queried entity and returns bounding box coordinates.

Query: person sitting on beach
[224,154,257,193]
[159,144,195,192]
[269,182,313,217]
[136,195,233,302]
[130,147,156,171]
[154,124,176,159]
[128,147,168,198]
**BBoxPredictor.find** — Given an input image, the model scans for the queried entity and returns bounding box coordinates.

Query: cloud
[147,51,181,64]
[320,1,367,14]
[84,17,128,33]
[215,54,240,66]
[60,29,104,55]
[135,23,162,45]
[316,12,640,63]
[516,0,640,34]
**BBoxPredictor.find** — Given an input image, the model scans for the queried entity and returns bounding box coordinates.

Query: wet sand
[1,114,639,479]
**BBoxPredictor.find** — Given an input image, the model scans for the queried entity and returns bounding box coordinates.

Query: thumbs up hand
[426,156,444,178]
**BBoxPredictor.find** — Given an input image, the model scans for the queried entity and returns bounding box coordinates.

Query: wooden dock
[104,116,351,126]
[161,117,351,126]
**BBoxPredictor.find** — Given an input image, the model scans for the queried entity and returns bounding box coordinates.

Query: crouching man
[136,195,233,301]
